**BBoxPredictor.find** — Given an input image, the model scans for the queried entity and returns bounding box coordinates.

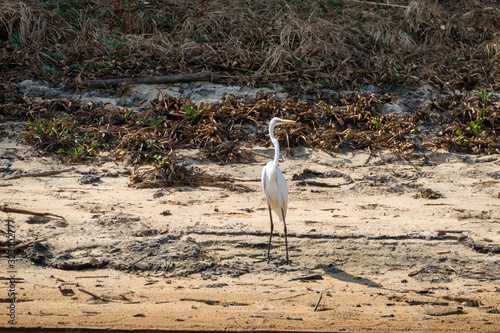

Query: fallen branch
[80,72,220,88]
[0,206,66,220]
[297,180,352,188]
[128,254,150,269]
[313,292,323,312]
[408,268,425,277]
[0,276,24,281]
[75,276,110,279]
[6,168,74,180]
[128,247,156,269]
[270,293,307,301]
[0,238,47,251]
[346,0,408,9]
[78,288,113,302]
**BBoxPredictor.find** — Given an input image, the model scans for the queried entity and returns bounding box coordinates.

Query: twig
[6,168,74,180]
[77,288,113,302]
[313,292,323,312]
[0,276,24,281]
[80,72,220,88]
[129,255,150,269]
[0,238,47,251]
[270,293,307,301]
[75,276,110,279]
[471,180,499,187]
[298,180,352,188]
[346,0,408,9]
[129,247,156,269]
[0,206,66,220]
[408,268,425,277]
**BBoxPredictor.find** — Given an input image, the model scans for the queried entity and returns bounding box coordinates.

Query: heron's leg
[281,208,289,264]
[267,205,274,263]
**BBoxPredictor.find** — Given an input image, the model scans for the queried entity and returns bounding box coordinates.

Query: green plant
[455,130,471,146]
[151,116,164,126]
[8,30,23,48]
[466,119,483,137]
[372,119,382,130]
[89,142,98,156]
[182,103,205,121]
[27,119,45,135]
[476,87,492,111]
[99,62,113,68]
[465,87,493,137]
[153,154,170,165]
[72,59,86,70]
[72,146,84,158]
[125,108,135,118]
[146,138,156,151]
[147,13,176,27]
[105,35,128,56]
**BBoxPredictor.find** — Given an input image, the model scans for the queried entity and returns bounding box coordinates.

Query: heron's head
[270,117,295,128]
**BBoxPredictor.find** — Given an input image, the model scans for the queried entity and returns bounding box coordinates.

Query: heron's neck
[270,127,280,171]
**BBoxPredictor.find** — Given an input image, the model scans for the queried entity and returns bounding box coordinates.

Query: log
[6,167,74,180]
[0,238,47,251]
[80,72,220,88]
[0,206,66,220]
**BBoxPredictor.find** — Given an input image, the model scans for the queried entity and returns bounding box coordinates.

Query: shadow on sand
[317,263,382,288]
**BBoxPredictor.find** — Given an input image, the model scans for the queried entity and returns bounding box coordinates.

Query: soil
[1,83,500,332]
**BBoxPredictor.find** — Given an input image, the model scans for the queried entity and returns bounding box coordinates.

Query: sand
[1,116,499,332]
[0,80,499,331]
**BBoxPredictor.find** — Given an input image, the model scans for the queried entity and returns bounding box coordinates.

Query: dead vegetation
[1,0,499,90]
[1,0,499,187]
[14,88,500,163]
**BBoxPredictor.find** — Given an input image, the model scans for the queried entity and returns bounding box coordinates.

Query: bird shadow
[317,264,382,288]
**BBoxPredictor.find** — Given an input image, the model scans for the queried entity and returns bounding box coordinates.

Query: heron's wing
[261,164,268,192]
[276,167,288,219]
[262,163,273,205]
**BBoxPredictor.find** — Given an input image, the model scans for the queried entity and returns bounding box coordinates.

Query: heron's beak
[279,119,295,124]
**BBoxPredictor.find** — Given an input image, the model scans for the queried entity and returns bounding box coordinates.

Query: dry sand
[1,110,500,331]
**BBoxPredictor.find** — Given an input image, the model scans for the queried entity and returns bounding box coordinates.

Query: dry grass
[0,0,498,91]
[0,1,76,60]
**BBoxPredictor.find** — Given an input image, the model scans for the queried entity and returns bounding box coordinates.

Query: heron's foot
[274,258,291,266]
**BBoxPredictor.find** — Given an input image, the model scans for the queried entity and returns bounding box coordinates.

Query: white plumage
[261,117,295,264]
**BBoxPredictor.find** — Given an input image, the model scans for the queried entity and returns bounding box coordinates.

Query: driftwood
[80,72,220,88]
[408,268,425,277]
[0,238,47,251]
[6,168,74,180]
[78,288,113,302]
[313,292,323,312]
[297,180,352,188]
[0,206,66,220]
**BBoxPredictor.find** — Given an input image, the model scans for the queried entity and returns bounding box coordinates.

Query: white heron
[261,117,295,264]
